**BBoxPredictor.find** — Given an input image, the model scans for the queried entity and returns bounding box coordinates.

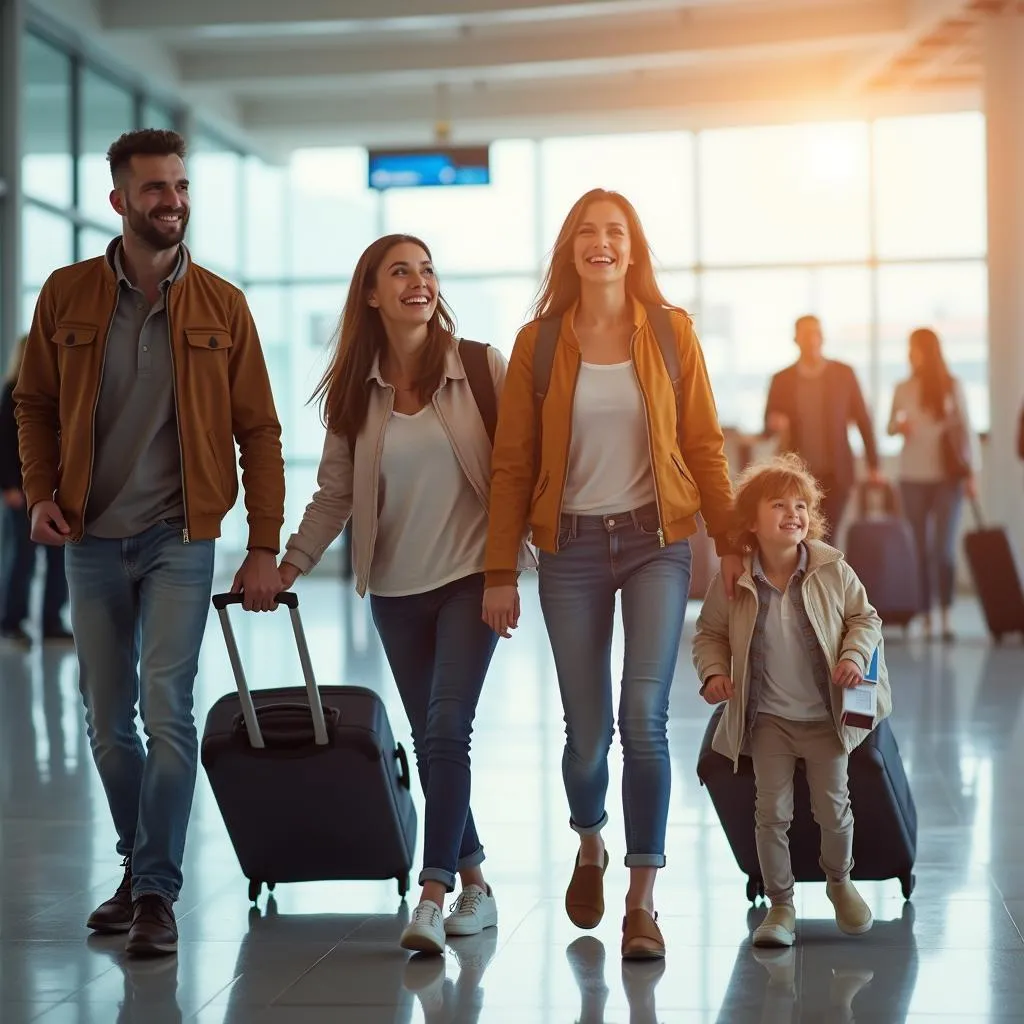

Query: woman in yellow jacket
[482,188,742,959]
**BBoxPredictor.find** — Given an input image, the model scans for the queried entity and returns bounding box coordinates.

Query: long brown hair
[311,234,457,443]
[532,189,674,320]
[909,327,954,420]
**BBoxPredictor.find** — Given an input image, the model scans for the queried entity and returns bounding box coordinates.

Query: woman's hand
[832,659,863,689]
[482,585,520,639]
[278,561,301,591]
[702,674,734,704]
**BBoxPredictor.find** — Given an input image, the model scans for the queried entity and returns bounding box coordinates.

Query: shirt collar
[110,241,187,292]
[366,337,464,387]
[753,543,809,587]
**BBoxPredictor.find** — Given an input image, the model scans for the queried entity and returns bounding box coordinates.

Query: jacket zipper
[79,297,119,541]
[553,352,582,552]
[630,330,665,547]
[165,297,191,543]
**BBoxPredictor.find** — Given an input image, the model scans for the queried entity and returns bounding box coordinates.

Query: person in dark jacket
[1,335,70,645]
[764,316,882,543]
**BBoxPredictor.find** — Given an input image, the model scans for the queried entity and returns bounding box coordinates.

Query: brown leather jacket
[15,245,285,551]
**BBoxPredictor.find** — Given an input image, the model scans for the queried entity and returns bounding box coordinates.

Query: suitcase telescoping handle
[211,592,329,750]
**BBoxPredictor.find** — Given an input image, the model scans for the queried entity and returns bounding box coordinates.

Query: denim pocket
[636,512,662,536]
[557,522,575,549]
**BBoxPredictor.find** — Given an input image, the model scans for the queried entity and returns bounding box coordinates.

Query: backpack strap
[531,315,561,471]
[644,303,683,441]
[458,339,498,446]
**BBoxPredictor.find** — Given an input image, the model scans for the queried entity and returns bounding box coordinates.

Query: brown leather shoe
[86,857,133,934]
[621,909,665,960]
[125,895,178,957]
[565,850,609,929]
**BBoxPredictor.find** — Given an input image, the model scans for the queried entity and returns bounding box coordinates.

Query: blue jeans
[899,480,964,610]
[370,573,497,892]
[1,503,68,632]
[538,504,692,868]
[64,520,215,902]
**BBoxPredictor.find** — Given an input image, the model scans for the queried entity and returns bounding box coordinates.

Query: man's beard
[125,199,188,251]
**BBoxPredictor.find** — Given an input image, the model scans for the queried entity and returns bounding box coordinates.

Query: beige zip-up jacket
[283,340,536,597]
[692,540,892,769]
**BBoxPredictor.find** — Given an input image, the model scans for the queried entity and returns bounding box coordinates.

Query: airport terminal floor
[2,574,1024,1023]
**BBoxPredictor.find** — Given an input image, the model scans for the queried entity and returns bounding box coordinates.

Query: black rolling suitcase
[200,592,417,903]
[696,705,918,903]
[843,482,921,629]
[963,498,1024,642]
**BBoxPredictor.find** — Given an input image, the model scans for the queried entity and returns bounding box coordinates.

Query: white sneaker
[400,901,446,955]
[443,884,498,936]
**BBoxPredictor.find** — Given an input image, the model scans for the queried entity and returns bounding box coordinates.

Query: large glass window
[540,133,696,267]
[873,113,986,260]
[187,133,242,275]
[440,277,539,360]
[244,156,288,280]
[79,68,135,230]
[289,148,379,279]
[383,141,537,275]
[142,99,177,132]
[21,205,74,328]
[22,35,73,208]
[699,122,871,266]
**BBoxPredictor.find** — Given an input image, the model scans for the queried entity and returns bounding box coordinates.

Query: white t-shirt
[368,404,488,597]
[888,376,976,483]
[563,361,657,515]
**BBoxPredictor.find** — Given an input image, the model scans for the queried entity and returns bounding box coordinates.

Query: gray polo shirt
[752,547,831,722]
[85,243,187,539]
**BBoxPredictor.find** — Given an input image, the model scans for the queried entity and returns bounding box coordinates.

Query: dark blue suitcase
[200,593,417,903]
[844,483,921,627]
[696,704,918,903]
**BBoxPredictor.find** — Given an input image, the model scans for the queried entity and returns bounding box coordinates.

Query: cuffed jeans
[899,479,964,610]
[65,520,215,902]
[538,504,691,868]
[370,573,497,892]
[751,714,854,906]
[1,503,68,632]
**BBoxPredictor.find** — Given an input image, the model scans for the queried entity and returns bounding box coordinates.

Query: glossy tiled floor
[2,571,1024,1022]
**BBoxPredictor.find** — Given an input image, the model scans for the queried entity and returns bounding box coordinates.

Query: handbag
[940,391,972,481]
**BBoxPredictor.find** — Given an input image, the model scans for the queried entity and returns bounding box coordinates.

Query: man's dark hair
[106,129,187,186]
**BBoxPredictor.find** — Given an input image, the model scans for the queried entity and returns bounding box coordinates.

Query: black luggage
[963,498,1024,642]
[843,482,921,628]
[696,704,918,903]
[200,592,417,903]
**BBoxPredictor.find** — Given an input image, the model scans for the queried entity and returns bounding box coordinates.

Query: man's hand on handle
[231,548,283,611]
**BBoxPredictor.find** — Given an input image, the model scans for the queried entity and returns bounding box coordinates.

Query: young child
[692,453,892,947]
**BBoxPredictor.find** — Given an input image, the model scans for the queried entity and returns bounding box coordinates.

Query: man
[764,315,881,543]
[15,129,285,957]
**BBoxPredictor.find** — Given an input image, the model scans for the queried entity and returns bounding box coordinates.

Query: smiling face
[109,153,190,251]
[752,490,810,553]
[572,199,633,286]
[367,241,439,329]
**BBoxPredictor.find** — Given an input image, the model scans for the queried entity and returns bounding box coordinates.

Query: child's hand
[702,675,735,704]
[833,659,864,688]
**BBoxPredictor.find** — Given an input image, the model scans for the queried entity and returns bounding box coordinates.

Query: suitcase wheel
[900,872,916,900]
[745,878,764,904]
[248,879,262,904]
[398,875,410,900]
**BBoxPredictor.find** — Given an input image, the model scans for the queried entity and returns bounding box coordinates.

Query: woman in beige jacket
[692,454,891,949]
[278,234,534,957]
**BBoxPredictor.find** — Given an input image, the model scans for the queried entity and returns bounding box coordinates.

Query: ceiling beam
[100,0,689,32]
[177,2,906,90]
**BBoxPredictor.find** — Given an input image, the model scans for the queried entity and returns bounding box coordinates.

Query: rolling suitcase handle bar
[211,592,329,749]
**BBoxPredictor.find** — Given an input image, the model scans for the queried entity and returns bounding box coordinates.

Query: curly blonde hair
[730,453,827,553]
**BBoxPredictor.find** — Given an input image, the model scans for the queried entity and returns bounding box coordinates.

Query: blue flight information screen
[368,146,491,190]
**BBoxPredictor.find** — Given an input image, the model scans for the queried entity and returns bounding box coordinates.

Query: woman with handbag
[887,327,978,641]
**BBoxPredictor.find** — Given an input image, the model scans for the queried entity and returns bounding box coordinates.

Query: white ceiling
[53,0,1019,154]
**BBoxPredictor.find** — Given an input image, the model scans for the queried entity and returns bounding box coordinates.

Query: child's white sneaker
[400,900,446,954]
[752,904,797,947]
[444,884,498,936]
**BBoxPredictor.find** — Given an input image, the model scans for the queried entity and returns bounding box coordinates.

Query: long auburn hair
[909,327,954,420]
[532,188,674,320]
[311,234,457,443]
